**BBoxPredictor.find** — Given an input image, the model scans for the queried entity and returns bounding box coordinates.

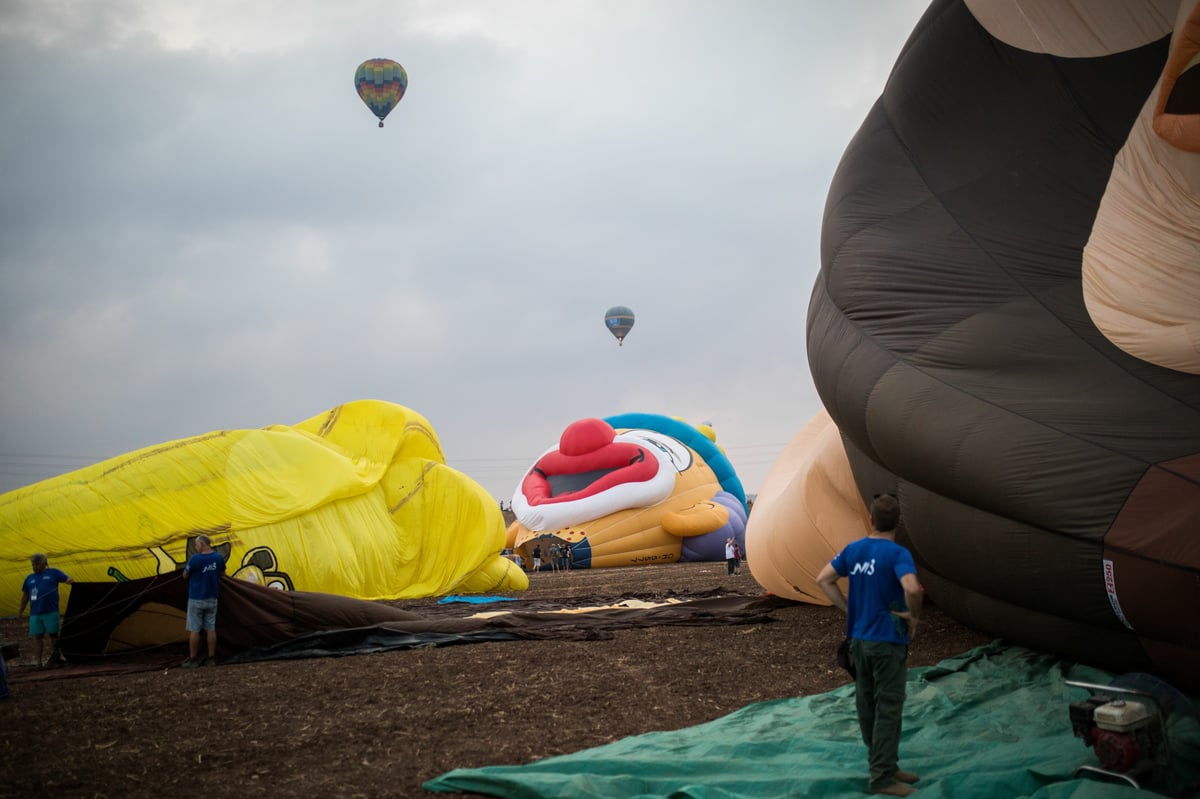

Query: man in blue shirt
[182,535,226,667]
[18,553,73,668]
[817,494,923,797]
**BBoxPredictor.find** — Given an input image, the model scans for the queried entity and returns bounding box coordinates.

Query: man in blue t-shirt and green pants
[182,535,226,668]
[817,493,923,797]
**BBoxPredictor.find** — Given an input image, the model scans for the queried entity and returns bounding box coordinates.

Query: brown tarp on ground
[52,575,791,670]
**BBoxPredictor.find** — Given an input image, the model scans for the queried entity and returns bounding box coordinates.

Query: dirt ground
[0,562,992,799]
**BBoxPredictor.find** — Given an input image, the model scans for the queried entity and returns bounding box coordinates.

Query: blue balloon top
[603,412,747,512]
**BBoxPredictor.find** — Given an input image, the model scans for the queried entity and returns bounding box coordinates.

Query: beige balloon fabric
[744,409,868,604]
[966,1,1200,374]
[963,0,1178,57]
[1083,2,1200,375]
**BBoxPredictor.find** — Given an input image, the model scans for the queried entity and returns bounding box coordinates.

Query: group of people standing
[12,534,227,674]
[527,541,573,572]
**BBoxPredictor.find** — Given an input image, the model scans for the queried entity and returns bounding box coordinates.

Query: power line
[0,440,790,494]
[0,453,108,465]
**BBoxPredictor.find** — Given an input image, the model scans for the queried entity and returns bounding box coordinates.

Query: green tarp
[425,643,1200,799]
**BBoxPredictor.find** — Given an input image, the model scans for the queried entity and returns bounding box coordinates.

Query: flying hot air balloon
[354,58,408,128]
[604,306,635,346]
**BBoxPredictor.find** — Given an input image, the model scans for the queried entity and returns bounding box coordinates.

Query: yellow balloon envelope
[0,399,526,615]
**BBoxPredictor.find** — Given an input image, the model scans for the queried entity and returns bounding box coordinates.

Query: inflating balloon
[757,0,1200,691]
[508,414,747,569]
[354,58,407,128]
[745,409,869,605]
[0,399,527,615]
[604,306,635,346]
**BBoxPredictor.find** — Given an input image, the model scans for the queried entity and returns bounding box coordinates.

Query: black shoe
[182,659,200,668]
[203,657,217,667]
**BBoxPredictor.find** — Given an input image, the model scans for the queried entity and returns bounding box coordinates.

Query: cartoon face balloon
[785,0,1200,690]
[508,414,748,569]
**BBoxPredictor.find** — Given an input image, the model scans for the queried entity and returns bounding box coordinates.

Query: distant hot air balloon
[604,306,635,346]
[354,58,407,128]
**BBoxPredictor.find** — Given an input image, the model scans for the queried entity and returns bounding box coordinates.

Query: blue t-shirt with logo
[831,536,917,644]
[22,568,71,615]
[185,551,226,600]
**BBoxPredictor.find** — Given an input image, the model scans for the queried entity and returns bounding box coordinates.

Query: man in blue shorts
[816,494,923,797]
[182,534,226,667]
[18,553,73,668]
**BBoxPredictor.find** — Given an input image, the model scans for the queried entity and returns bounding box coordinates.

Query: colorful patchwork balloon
[354,58,407,128]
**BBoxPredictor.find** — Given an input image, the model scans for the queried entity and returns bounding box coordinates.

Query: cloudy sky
[0,0,930,502]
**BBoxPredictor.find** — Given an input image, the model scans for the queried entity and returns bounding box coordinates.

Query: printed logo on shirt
[850,559,876,576]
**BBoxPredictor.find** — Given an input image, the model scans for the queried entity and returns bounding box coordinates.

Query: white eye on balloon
[614,430,693,473]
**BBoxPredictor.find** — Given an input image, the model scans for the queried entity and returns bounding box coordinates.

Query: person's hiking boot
[181,658,200,669]
[202,657,217,667]
[869,782,917,796]
[895,770,920,783]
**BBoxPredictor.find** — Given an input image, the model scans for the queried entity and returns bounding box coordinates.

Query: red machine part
[1094,730,1141,772]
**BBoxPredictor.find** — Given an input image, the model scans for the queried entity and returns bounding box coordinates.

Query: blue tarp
[437,595,519,605]
[425,643,1200,798]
